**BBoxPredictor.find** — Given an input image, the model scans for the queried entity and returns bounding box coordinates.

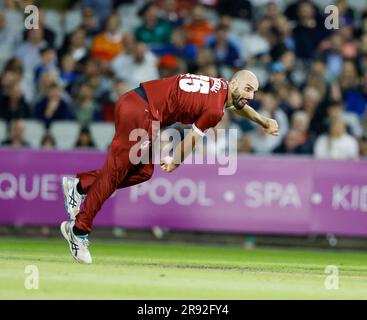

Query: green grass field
[0,237,366,299]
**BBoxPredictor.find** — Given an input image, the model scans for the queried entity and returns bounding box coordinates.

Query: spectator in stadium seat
[0,81,30,122]
[262,1,282,20]
[314,118,359,160]
[264,62,292,93]
[90,14,124,63]
[151,27,197,66]
[73,83,101,127]
[111,42,159,89]
[157,54,180,78]
[286,110,314,154]
[0,68,21,98]
[274,128,308,155]
[36,71,59,101]
[82,0,113,26]
[284,0,320,22]
[338,60,367,117]
[335,0,355,25]
[197,63,220,78]
[79,7,101,45]
[75,58,113,103]
[75,126,96,149]
[0,11,20,62]
[60,28,89,68]
[15,28,47,75]
[292,1,328,60]
[237,134,254,154]
[59,53,78,94]
[282,86,303,118]
[34,83,74,128]
[41,131,56,149]
[34,46,58,83]
[251,92,289,154]
[121,32,137,56]
[184,4,214,47]
[189,47,215,74]
[101,79,128,123]
[317,32,344,83]
[273,15,295,51]
[217,0,252,20]
[158,0,185,27]
[23,10,56,48]
[206,24,242,69]
[324,101,363,138]
[339,22,358,59]
[1,118,29,148]
[135,2,172,49]
[240,17,271,63]
[302,86,326,136]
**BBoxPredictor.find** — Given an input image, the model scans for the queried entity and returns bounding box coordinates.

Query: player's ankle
[76,181,86,195]
[73,225,89,238]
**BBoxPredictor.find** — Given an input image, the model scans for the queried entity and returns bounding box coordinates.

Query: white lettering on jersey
[210,78,222,93]
[179,74,210,94]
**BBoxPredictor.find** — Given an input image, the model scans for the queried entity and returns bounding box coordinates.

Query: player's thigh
[117,162,154,189]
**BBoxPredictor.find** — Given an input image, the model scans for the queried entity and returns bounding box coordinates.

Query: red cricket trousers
[74,90,154,233]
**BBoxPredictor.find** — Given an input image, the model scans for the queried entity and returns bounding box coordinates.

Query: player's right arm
[160,129,198,173]
[161,108,222,173]
[229,104,279,136]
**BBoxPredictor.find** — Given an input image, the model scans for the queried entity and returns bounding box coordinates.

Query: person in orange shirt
[184,4,214,47]
[90,14,124,62]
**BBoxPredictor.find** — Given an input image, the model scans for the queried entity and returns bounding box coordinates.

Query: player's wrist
[261,117,270,129]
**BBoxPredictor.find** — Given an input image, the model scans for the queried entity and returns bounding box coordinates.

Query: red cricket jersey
[141,73,228,135]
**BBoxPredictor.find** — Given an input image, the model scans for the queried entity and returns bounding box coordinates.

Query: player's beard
[232,88,247,110]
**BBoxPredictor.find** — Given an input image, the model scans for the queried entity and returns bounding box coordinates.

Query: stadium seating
[64,9,82,34]
[117,3,142,33]
[0,119,7,143]
[23,119,45,148]
[4,9,23,41]
[49,120,81,150]
[90,122,115,150]
[44,9,64,49]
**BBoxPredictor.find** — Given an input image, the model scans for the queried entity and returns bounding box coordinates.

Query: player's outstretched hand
[263,118,279,136]
[160,156,179,173]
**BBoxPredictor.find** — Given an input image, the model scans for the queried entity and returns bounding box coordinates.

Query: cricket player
[61,70,279,263]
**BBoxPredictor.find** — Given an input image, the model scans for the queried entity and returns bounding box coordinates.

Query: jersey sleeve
[193,109,224,136]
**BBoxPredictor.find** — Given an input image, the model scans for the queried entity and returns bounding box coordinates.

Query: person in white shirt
[251,91,289,154]
[110,42,159,90]
[314,118,359,160]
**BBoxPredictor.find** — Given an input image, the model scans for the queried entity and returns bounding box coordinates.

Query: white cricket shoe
[62,176,84,220]
[60,221,92,264]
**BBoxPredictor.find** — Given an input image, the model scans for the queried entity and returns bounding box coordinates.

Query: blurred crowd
[0,0,367,160]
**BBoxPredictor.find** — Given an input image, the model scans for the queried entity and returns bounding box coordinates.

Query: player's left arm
[160,129,198,173]
[228,104,279,136]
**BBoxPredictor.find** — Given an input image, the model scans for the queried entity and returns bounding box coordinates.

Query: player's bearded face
[232,86,247,110]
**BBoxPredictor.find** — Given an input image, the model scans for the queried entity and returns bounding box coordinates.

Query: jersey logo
[210,78,222,93]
